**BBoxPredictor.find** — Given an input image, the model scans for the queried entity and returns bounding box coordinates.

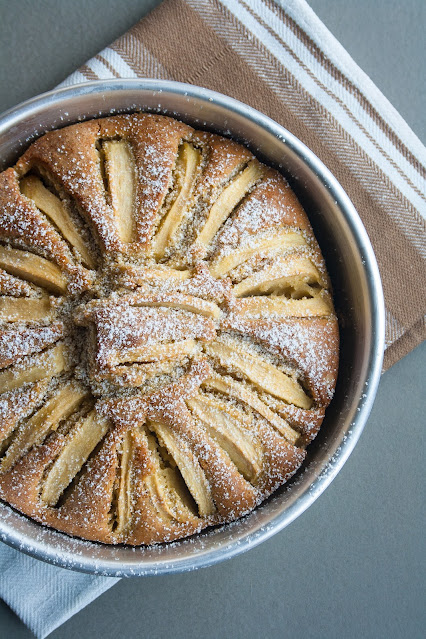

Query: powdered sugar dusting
[0,323,64,368]
[0,113,338,548]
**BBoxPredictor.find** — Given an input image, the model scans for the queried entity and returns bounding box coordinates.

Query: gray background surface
[0,1,425,637]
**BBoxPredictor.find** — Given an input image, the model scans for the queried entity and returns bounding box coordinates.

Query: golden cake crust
[0,113,338,545]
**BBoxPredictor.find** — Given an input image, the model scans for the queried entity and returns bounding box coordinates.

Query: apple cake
[0,113,338,545]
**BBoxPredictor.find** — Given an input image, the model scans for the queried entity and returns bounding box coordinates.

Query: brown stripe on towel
[263,0,426,179]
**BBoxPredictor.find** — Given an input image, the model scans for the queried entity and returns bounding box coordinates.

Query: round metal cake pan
[0,80,385,576]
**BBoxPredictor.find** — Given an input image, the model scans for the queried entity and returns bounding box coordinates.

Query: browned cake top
[0,113,338,545]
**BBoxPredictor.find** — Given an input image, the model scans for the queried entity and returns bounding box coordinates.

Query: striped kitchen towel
[1,2,425,639]
[60,0,426,369]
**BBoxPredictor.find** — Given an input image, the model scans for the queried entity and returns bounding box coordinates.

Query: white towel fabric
[0,545,119,637]
[0,1,424,637]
